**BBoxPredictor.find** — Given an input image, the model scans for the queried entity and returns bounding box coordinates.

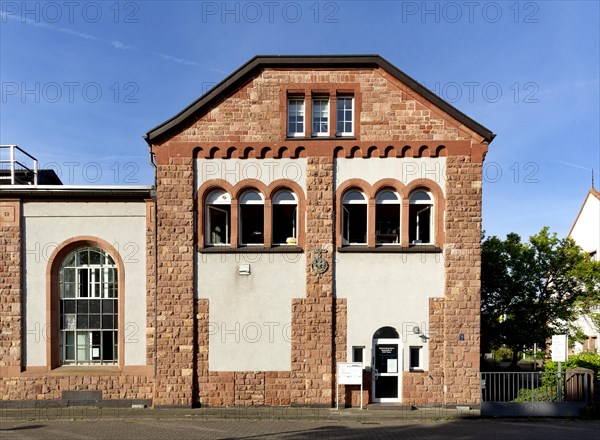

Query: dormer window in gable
[311,96,329,137]
[336,95,354,137]
[287,96,305,137]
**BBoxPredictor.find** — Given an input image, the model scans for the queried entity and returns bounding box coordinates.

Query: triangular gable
[145,55,495,144]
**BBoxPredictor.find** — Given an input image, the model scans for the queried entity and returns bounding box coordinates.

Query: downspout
[147,140,159,408]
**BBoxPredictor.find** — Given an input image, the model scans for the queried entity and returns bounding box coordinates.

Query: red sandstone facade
[1,55,494,408]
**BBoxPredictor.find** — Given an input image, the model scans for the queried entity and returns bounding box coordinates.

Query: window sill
[284,136,357,141]
[201,246,304,254]
[18,365,152,377]
[337,245,441,253]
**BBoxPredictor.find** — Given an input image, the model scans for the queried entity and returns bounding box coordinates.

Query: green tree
[481,227,600,367]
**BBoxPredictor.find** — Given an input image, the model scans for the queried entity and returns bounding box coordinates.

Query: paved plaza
[1,407,598,439]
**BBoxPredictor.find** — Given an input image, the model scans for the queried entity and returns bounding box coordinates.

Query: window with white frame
[342,190,367,245]
[352,346,365,363]
[409,190,433,245]
[239,190,264,245]
[205,189,231,245]
[59,247,118,366]
[336,96,354,136]
[272,190,298,245]
[312,97,329,136]
[409,346,423,370]
[375,190,401,244]
[287,98,305,137]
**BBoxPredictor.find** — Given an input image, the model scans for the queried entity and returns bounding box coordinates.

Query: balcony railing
[0,145,39,185]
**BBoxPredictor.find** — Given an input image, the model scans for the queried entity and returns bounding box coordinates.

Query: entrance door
[372,338,402,402]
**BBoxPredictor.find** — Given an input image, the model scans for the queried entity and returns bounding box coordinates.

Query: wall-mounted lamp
[238,264,250,275]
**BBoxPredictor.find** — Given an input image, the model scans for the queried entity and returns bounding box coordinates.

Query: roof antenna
[593,169,595,190]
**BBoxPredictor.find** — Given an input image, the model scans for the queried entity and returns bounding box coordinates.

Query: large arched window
[375,190,401,245]
[59,247,118,365]
[409,190,433,245]
[239,189,264,245]
[205,189,231,245]
[272,189,298,245]
[342,190,367,245]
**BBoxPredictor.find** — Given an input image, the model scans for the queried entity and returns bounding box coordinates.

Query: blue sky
[1,0,598,240]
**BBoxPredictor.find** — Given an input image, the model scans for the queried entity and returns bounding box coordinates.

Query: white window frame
[239,190,265,246]
[272,190,298,245]
[342,190,367,245]
[59,247,118,366]
[336,96,354,136]
[205,189,231,246]
[287,97,305,137]
[409,346,423,371]
[375,190,401,245]
[409,190,433,245]
[312,97,329,137]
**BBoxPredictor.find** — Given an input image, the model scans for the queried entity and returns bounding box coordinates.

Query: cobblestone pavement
[0,409,598,440]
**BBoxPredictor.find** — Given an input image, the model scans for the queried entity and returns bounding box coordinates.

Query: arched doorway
[372,326,401,403]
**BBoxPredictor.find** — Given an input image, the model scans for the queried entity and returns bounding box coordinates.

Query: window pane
[410,191,431,202]
[240,205,264,244]
[78,269,89,297]
[342,190,366,203]
[273,190,296,204]
[63,282,76,298]
[312,98,329,134]
[409,204,431,244]
[102,315,114,330]
[273,204,297,244]
[239,190,264,204]
[89,250,101,265]
[343,204,367,244]
[206,189,231,205]
[288,98,305,135]
[410,347,421,369]
[64,268,75,283]
[89,315,101,329]
[208,205,230,245]
[376,204,400,244]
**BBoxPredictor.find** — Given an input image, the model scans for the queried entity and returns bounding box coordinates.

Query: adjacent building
[1,55,495,407]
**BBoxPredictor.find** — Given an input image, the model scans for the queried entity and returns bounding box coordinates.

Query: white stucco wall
[570,191,600,351]
[22,202,147,367]
[335,158,447,194]
[336,253,444,371]
[196,253,305,371]
[570,191,600,260]
[334,157,446,371]
[196,158,307,193]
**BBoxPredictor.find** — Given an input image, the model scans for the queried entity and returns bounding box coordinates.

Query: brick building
[1,55,495,408]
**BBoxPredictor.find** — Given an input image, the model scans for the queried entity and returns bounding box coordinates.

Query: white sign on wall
[338,362,363,385]
[551,335,568,362]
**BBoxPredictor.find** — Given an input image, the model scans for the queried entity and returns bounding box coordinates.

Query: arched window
[409,190,433,245]
[342,190,367,245]
[239,189,264,245]
[375,190,400,245]
[205,189,231,245]
[272,190,298,245]
[59,247,118,365]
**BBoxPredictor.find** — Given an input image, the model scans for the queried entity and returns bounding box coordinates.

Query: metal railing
[481,371,591,404]
[0,145,38,185]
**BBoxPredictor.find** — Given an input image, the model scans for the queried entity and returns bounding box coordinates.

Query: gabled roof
[144,55,496,144]
[569,187,600,237]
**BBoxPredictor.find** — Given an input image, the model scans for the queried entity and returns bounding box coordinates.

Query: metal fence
[481,371,592,404]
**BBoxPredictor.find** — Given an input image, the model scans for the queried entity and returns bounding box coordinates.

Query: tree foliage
[481,227,600,364]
